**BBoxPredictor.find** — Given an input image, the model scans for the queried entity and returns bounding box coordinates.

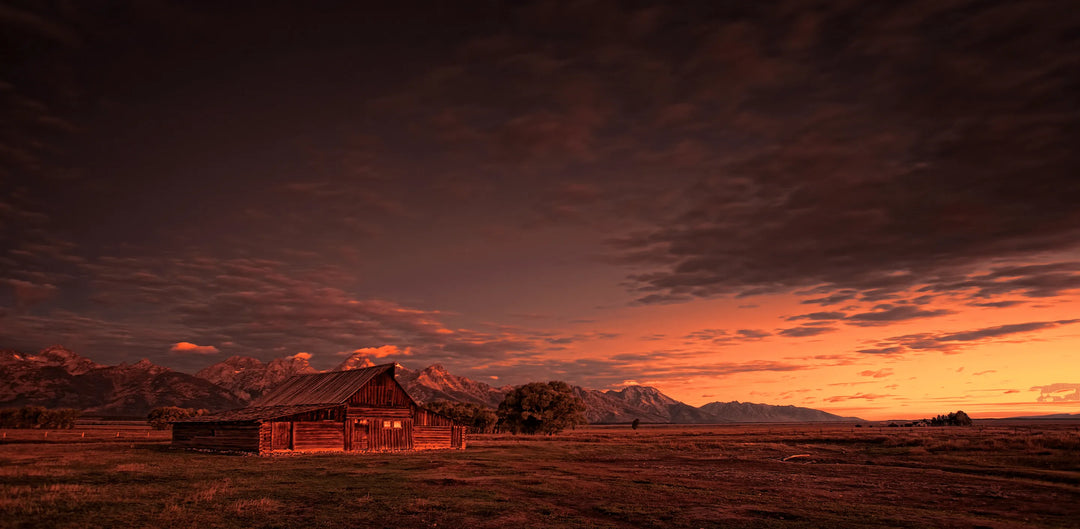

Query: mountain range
[0,346,859,423]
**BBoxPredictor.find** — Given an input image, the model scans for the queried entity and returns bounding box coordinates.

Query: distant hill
[997,413,1080,420]
[1,346,862,422]
[0,346,242,416]
[699,401,856,422]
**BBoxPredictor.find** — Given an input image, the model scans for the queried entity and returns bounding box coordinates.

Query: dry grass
[0,422,1077,528]
[230,497,282,514]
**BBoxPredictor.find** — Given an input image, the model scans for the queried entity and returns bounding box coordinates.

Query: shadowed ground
[1,423,1078,528]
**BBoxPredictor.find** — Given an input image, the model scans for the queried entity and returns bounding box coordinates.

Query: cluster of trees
[426,381,587,436]
[929,410,973,426]
[147,407,208,429]
[425,401,499,433]
[0,407,81,429]
[496,381,586,435]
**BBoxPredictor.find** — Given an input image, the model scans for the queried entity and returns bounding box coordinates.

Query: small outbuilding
[171,363,465,454]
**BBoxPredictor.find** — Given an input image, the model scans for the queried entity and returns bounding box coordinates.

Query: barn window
[392,421,402,429]
[383,420,391,428]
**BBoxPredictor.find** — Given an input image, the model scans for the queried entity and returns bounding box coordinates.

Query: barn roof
[172,404,333,423]
[249,363,398,407]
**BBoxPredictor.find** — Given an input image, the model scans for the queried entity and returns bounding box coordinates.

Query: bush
[147,407,201,430]
[424,401,498,433]
[497,381,586,435]
[0,407,81,429]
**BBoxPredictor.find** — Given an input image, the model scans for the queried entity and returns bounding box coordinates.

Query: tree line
[0,407,81,429]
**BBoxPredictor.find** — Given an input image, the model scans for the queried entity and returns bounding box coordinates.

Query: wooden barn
[171,363,466,454]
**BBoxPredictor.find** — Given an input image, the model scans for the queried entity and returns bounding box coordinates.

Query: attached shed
[171,363,466,454]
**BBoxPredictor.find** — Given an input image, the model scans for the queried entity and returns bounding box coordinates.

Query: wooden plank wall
[414,425,451,450]
[348,406,411,418]
[347,372,414,407]
[171,423,262,452]
[367,418,413,450]
[258,423,272,452]
[277,407,345,422]
[291,421,345,451]
[451,426,466,449]
[415,408,454,426]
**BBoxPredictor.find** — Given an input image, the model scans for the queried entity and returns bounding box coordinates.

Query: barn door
[271,421,292,450]
[350,419,369,451]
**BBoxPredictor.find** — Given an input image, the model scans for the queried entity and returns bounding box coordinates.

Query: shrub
[147,407,200,430]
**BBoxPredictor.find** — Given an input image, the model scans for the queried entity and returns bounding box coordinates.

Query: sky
[2,1,1079,420]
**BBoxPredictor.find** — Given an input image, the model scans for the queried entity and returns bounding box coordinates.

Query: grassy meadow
[1,422,1078,528]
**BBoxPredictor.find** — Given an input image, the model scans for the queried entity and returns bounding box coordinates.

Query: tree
[928,410,973,426]
[147,407,199,430]
[631,418,640,430]
[497,381,586,435]
[425,400,499,433]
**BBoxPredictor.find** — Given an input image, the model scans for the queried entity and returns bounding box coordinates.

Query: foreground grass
[1,423,1078,528]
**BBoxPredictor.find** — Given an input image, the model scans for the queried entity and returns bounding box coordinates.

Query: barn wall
[292,421,345,451]
[258,423,272,452]
[348,406,411,418]
[451,426,466,449]
[367,417,413,450]
[347,372,413,407]
[278,407,345,422]
[414,425,452,450]
[415,408,454,426]
[172,423,262,452]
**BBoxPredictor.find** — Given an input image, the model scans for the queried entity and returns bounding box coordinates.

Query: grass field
[1,422,1078,528]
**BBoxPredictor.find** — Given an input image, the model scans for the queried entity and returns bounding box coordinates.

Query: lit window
[383,420,391,428]
[393,421,402,429]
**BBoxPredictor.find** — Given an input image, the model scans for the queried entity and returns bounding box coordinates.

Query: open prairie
[1,423,1078,528]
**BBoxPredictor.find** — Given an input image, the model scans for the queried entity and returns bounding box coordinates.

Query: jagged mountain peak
[221,355,264,369]
[0,346,240,416]
[334,353,376,371]
[38,345,80,358]
[195,353,315,402]
[13,345,103,375]
[423,363,450,374]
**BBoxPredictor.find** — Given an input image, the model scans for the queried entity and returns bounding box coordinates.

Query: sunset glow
[3,2,1079,421]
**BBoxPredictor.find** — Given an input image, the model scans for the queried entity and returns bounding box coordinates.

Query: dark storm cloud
[609,1,1080,305]
[776,324,836,338]
[844,305,955,327]
[4,0,1080,375]
[785,311,846,322]
[969,300,1025,309]
[858,319,1080,356]
[682,327,771,346]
